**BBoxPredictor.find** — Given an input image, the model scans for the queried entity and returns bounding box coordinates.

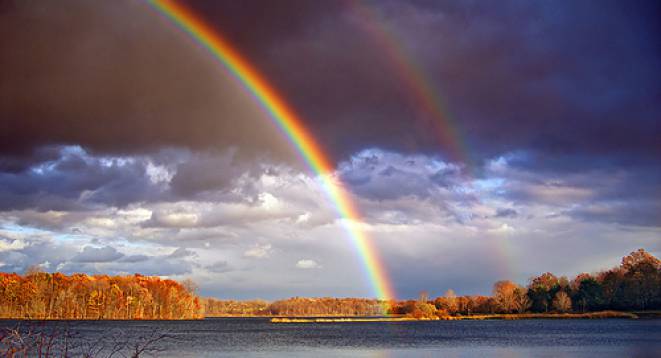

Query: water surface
[2,318,659,357]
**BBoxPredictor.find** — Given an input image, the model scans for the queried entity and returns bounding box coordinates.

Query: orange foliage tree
[0,272,202,320]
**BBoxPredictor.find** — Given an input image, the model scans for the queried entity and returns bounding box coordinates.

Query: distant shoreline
[270,311,647,323]
[1,310,658,322]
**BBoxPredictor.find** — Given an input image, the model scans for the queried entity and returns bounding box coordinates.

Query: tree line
[392,248,660,318]
[203,297,384,316]
[203,249,660,318]
[0,270,202,320]
[1,248,657,319]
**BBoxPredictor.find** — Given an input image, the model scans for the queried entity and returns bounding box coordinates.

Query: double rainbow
[147,0,395,302]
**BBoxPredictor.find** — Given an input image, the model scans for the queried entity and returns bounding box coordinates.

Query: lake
[1,318,660,357]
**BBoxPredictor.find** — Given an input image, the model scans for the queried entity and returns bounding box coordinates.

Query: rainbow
[147,0,395,303]
[349,1,470,167]
[349,2,522,276]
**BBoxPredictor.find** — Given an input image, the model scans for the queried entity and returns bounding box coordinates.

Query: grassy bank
[271,317,418,323]
[270,311,638,323]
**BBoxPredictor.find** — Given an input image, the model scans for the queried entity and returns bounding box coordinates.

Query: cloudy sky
[0,0,659,299]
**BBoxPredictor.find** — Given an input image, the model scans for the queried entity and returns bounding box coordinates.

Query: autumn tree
[442,289,458,314]
[621,248,660,272]
[527,273,560,312]
[552,291,572,312]
[433,290,456,314]
[492,280,520,313]
[619,249,661,310]
[512,287,532,313]
[0,273,202,320]
[598,269,624,309]
[572,276,603,312]
[263,297,383,317]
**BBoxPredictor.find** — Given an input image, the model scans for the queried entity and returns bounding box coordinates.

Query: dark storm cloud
[1,0,658,229]
[0,146,164,211]
[0,0,294,162]
[178,0,660,170]
[403,1,660,165]
[0,0,659,297]
[2,0,658,170]
[0,147,62,173]
[168,151,243,197]
[0,145,277,212]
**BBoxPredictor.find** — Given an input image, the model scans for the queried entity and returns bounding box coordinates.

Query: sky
[0,0,659,300]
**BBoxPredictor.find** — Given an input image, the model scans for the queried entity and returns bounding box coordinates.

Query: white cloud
[150,211,200,228]
[0,148,658,299]
[0,238,26,252]
[488,223,516,235]
[145,160,174,184]
[296,259,321,269]
[243,243,272,259]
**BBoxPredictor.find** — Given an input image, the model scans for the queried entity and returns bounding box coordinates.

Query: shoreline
[0,317,204,322]
[270,311,641,323]
[1,311,656,322]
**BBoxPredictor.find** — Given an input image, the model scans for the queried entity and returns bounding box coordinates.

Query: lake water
[1,318,660,357]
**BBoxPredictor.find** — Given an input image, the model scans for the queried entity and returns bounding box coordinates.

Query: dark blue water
[2,318,660,357]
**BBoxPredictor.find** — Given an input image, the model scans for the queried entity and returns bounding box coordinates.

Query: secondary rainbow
[350,1,520,276]
[349,0,470,167]
[147,0,395,302]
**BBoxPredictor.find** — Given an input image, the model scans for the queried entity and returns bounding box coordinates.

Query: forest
[204,248,660,318]
[0,271,202,320]
[0,248,657,320]
[204,297,384,317]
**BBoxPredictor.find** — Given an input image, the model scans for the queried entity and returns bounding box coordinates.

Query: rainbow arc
[348,0,469,167]
[148,0,395,303]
